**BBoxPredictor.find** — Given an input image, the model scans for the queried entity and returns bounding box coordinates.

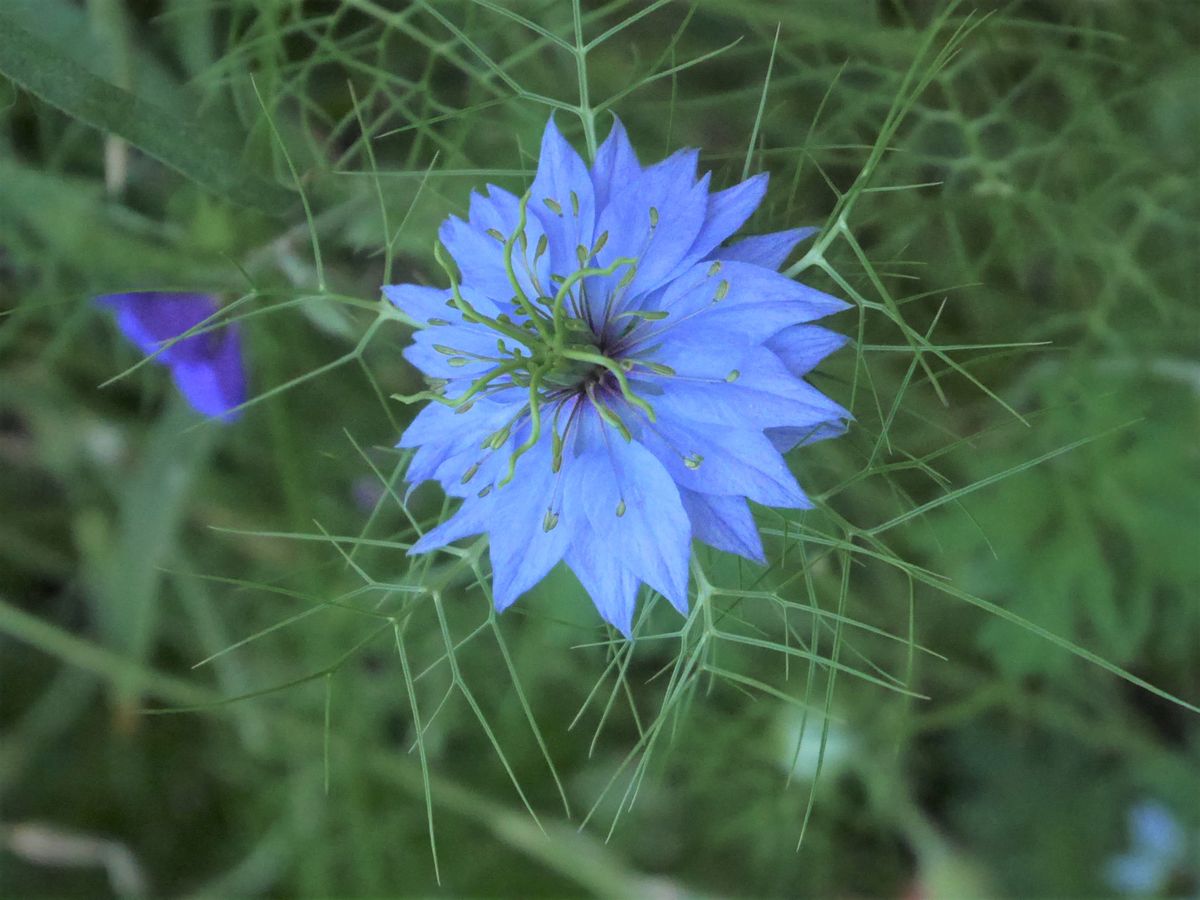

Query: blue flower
[1106,801,1188,895]
[97,291,246,422]
[386,117,850,634]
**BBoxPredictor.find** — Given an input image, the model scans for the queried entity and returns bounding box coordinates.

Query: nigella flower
[386,117,850,634]
[97,291,246,422]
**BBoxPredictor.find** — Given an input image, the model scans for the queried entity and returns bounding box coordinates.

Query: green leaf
[0,12,293,214]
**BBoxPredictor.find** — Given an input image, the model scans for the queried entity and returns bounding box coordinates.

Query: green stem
[504,192,552,340]
[499,365,548,485]
[562,349,655,422]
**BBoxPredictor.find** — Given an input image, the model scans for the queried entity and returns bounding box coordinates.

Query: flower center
[410,191,678,486]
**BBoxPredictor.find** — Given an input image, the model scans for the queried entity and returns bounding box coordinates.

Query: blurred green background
[2,1,1198,897]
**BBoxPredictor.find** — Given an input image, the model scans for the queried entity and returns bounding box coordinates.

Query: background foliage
[2,1,1197,897]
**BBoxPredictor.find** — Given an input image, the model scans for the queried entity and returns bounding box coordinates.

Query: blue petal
[591,116,641,211]
[170,333,246,421]
[410,493,491,553]
[767,420,849,453]
[486,429,574,610]
[681,172,769,266]
[470,186,555,302]
[714,227,817,270]
[439,190,550,304]
[679,489,765,563]
[400,395,523,489]
[384,284,462,326]
[403,323,505,380]
[766,325,850,376]
[528,116,596,283]
[639,413,811,509]
[590,149,708,321]
[564,411,691,613]
[98,291,220,364]
[652,259,848,324]
[564,535,641,635]
[652,347,851,431]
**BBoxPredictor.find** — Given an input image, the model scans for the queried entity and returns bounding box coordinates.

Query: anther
[460,462,480,484]
[707,260,722,277]
[649,207,659,228]
[725,369,740,382]
[615,499,626,518]
[543,197,563,216]
[535,234,548,261]
[542,508,559,532]
[569,191,580,216]
[486,228,505,242]
[428,317,451,326]
[551,429,564,473]
[592,231,609,255]
[714,280,730,302]
[683,453,704,470]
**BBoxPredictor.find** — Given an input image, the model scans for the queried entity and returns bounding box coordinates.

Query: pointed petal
[766,325,850,376]
[383,284,461,326]
[564,412,691,612]
[591,115,641,210]
[485,430,573,610]
[410,494,491,553]
[438,194,549,304]
[766,420,850,453]
[402,323,506,380]
[682,172,769,265]
[589,149,708,321]
[652,347,852,431]
[170,331,246,420]
[564,535,641,635]
[640,414,812,509]
[678,489,765,563]
[528,116,596,281]
[714,227,817,270]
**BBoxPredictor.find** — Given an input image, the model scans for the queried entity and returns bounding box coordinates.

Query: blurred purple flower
[97,292,246,422]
